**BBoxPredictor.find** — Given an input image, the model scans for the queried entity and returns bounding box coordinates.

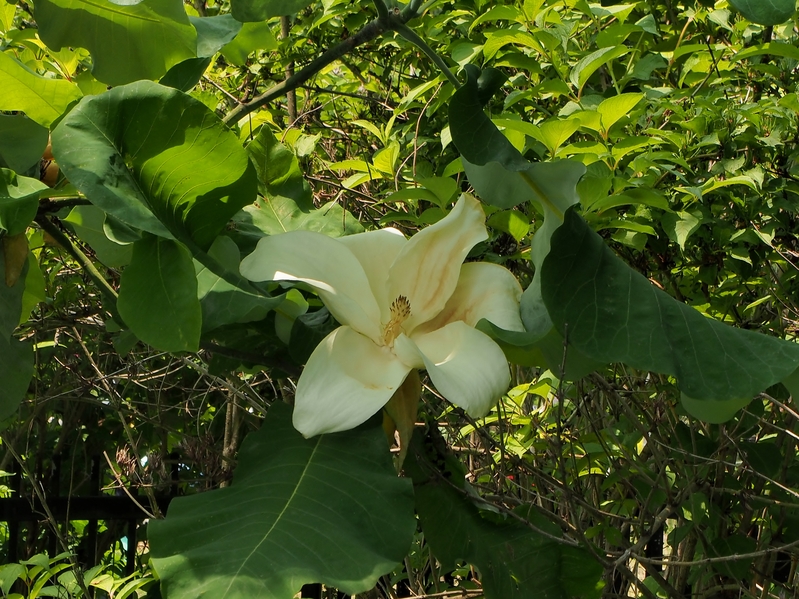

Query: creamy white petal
[414,262,525,335]
[240,231,382,342]
[409,321,510,417]
[387,194,488,333]
[337,228,406,322]
[292,326,412,437]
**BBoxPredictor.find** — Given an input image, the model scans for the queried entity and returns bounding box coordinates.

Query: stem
[393,23,460,89]
[35,215,122,316]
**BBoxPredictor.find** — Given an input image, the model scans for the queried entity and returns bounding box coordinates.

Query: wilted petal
[293,326,412,437]
[240,231,382,342]
[414,262,524,335]
[387,194,488,333]
[338,228,406,321]
[408,321,510,417]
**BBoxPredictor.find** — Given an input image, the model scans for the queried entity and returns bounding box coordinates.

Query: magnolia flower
[240,194,525,437]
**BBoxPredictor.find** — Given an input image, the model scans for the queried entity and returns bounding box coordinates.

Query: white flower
[240,194,525,437]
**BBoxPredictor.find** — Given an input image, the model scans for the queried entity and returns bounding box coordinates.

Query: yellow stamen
[382,295,411,347]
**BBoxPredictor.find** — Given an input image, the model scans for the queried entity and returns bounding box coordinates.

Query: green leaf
[196,236,281,332]
[596,93,644,133]
[52,81,257,249]
[149,402,415,598]
[62,206,134,268]
[191,15,243,58]
[541,209,799,401]
[220,21,278,65]
[246,126,312,207]
[729,0,795,26]
[117,234,202,353]
[231,0,314,21]
[0,115,49,174]
[709,535,756,579]
[569,46,629,93]
[0,51,82,127]
[0,335,32,425]
[35,0,197,86]
[661,211,702,250]
[680,394,752,423]
[231,196,363,255]
[406,433,603,599]
[0,169,48,237]
[487,209,530,241]
[160,57,212,92]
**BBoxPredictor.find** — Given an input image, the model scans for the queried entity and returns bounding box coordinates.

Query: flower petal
[240,231,382,342]
[404,321,510,417]
[387,194,488,333]
[293,326,412,437]
[414,262,524,335]
[337,228,407,322]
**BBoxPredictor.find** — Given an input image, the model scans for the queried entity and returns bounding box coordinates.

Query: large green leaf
[729,0,795,25]
[150,402,415,598]
[230,0,314,22]
[541,209,799,402]
[62,206,134,268]
[35,0,197,86]
[196,236,282,332]
[51,81,257,249]
[0,115,49,175]
[117,234,202,352]
[0,169,49,237]
[0,52,82,127]
[0,246,32,425]
[0,335,33,425]
[406,433,603,599]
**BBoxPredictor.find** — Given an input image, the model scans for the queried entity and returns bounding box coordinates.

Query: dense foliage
[1,0,799,597]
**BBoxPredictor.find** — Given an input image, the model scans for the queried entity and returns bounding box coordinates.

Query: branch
[223,5,436,125]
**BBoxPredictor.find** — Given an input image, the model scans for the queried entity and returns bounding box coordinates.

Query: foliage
[1,0,799,598]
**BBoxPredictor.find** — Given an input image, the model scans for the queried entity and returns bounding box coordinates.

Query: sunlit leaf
[52,81,257,249]
[0,52,82,127]
[150,402,415,598]
[35,0,197,86]
[569,46,629,93]
[62,206,134,268]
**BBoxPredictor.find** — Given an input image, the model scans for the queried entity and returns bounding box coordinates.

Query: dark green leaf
[150,402,415,598]
[160,57,212,92]
[406,432,603,599]
[0,335,32,425]
[117,234,202,352]
[190,15,243,58]
[541,209,799,402]
[729,0,795,26]
[0,240,27,338]
[230,0,314,22]
[52,81,257,249]
[709,535,756,579]
[196,236,281,332]
[0,169,48,237]
[288,308,336,364]
[35,0,197,86]
[0,114,49,174]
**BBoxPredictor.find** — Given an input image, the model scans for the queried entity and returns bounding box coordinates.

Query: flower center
[382,295,411,347]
